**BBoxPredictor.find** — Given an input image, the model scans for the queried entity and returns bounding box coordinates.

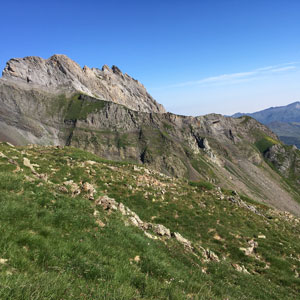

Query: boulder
[95,195,118,210]
[153,224,171,238]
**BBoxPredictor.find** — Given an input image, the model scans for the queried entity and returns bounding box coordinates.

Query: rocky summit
[2,54,165,114]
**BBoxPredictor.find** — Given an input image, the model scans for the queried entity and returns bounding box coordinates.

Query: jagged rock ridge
[2,54,165,113]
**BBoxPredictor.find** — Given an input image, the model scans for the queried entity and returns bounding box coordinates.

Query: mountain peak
[49,53,72,60]
[101,64,111,72]
[1,54,165,114]
[111,65,122,75]
[289,101,300,109]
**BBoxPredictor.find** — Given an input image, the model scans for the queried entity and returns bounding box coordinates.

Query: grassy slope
[0,143,299,299]
[268,122,300,148]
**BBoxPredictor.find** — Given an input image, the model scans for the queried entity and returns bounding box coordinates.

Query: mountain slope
[232,102,300,148]
[0,142,299,299]
[1,55,300,216]
[268,121,300,148]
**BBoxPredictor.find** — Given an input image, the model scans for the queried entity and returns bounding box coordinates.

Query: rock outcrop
[264,143,300,178]
[2,54,165,114]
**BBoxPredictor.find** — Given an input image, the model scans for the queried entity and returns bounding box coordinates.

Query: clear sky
[1,0,300,116]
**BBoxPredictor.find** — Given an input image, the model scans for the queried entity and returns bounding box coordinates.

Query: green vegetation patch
[64,94,107,121]
[239,115,253,124]
[255,136,279,153]
[188,180,214,190]
[162,121,173,131]
[116,133,131,149]
[47,93,107,121]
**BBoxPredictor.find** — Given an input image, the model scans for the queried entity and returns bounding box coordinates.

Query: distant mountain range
[232,102,300,148]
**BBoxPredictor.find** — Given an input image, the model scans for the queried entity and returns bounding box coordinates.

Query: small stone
[23,157,35,171]
[144,231,157,240]
[95,219,105,228]
[58,186,68,193]
[240,239,258,256]
[174,232,192,249]
[82,182,96,200]
[131,212,143,226]
[85,160,97,165]
[95,195,118,210]
[232,263,250,274]
[206,249,220,262]
[258,235,266,239]
[153,224,171,238]
[213,233,223,241]
[142,222,151,230]
[118,203,127,215]
[128,215,144,227]
[63,180,81,196]
[134,255,140,262]
[0,258,8,264]
[0,152,7,158]
[133,165,140,172]
[5,142,15,148]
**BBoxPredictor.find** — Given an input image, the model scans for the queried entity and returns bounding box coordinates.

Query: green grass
[239,115,253,124]
[0,143,299,299]
[116,133,131,149]
[64,94,107,121]
[46,93,107,122]
[188,180,214,190]
[255,136,279,153]
[162,121,173,131]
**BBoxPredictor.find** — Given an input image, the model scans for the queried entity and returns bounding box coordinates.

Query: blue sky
[1,0,300,115]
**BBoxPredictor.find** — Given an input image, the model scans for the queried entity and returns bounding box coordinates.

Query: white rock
[258,235,266,239]
[0,258,8,264]
[153,224,171,238]
[174,232,192,249]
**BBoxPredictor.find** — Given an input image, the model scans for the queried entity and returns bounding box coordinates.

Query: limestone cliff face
[2,54,165,114]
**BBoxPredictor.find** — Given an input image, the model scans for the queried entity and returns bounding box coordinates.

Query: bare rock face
[2,54,165,114]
